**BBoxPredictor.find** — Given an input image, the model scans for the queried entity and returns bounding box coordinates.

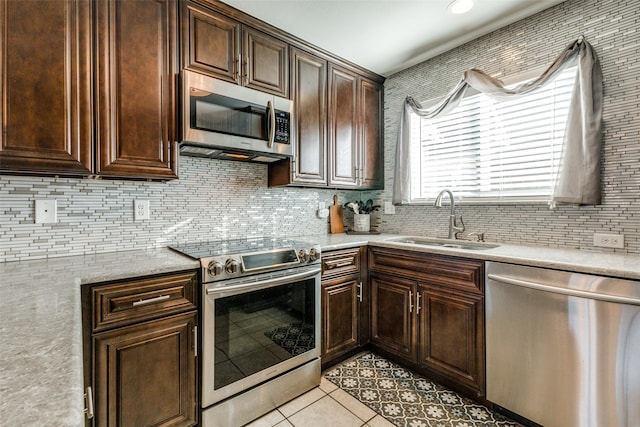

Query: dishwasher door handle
[487,273,640,306]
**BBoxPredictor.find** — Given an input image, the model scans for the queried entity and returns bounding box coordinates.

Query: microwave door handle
[267,100,276,148]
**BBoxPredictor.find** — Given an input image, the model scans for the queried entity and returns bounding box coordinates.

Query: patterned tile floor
[245,351,520,427]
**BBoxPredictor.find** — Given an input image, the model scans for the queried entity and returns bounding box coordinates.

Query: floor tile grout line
[326,388,377,424]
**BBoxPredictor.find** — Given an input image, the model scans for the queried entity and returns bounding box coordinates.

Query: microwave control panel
[274,111,290,144]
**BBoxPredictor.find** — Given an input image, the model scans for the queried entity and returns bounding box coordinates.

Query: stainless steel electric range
[170,237,322,427]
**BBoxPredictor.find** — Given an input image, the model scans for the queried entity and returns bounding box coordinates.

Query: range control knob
[309,247,319,262]
[207,261,223,277]
[225,258,240,274]
[298,249,309,263]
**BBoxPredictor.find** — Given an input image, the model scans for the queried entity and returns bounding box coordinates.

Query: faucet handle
[467,232,485,242]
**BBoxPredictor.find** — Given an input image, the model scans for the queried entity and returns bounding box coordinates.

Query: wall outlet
[318,202,326,210]
[384,201,396,215]
[134,200,150,221]
[593,233,624,249]
[35,200,57,224]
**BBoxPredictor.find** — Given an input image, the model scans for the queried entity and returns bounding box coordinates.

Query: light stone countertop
[305,233,640,280]
[0,248,198,427]
[1,236,638,426]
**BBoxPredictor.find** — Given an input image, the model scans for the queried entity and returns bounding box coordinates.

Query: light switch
[35,200,57,224]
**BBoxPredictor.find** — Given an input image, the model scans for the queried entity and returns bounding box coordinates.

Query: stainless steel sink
[386,236,500,250]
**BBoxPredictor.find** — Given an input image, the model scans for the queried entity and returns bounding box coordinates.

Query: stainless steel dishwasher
[485,261,640,427]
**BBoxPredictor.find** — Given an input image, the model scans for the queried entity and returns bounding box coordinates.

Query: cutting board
[329,194,344,234]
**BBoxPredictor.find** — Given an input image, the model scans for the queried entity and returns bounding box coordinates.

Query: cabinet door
[95,0,178,179]
[328,64,358,187]
[0,0,92,175]
[359,78,384,189]
[93,311,197,427]
[182,1,239,84]
[289,47,327,185]
[370,274,417,363]
[322,277,359,362]
[243,27,288,97]
[418,285,484,396]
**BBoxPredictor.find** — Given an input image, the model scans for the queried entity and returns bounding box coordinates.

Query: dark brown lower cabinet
[322,278,359,360]
[83,271,199,427]
[369,247,485,399]
[94,312,197,427]
[417,285,484,396]
[321,247,368,368]
[370,274,416,362]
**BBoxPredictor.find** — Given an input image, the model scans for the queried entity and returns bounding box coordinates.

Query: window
[408,66,577,203]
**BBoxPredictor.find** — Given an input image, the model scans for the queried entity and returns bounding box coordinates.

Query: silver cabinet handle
[132,294,170,306]
[357,282,363,302]
[235,54,241,81]
[84,386,94,419]
[327,259,353,269]
[243,57,249,86]
[416,292,421,315]
[193,325,198,358]
[409,291,413,313]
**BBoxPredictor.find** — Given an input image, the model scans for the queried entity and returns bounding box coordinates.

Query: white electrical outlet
[384,201,396,215]
[134,200,150,220]
[35,200,57,224]
[593,233,624,249]
[318,202,326,210]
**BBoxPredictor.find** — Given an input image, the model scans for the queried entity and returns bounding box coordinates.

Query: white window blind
[409,66,577,203]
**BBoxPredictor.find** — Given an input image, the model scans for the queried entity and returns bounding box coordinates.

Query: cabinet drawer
[369,247,483,294]
[322,248,361,279]
[92,271,198,331]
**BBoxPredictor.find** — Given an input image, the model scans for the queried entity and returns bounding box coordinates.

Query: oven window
[213,278,316,390]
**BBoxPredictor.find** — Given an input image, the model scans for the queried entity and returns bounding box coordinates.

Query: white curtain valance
[393,38,603,207]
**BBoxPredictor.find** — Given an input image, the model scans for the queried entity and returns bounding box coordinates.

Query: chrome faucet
[434,189,465,239]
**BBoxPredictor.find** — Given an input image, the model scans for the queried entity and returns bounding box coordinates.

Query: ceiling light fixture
[448,0,475,14]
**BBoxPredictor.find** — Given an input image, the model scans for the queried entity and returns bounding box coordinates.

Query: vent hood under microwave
[181,70,293,163]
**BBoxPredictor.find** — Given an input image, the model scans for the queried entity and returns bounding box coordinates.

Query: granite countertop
[0,248,198,427]
[1,236,638,426]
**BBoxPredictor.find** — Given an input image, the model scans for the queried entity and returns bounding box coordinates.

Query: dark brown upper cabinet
[0,0,93,175]
[182,1,289,98]
[95,0,179,180]
[271,47,328,186]
[359,78,384,189]
[328,65,358,187]
[1,0,178,180]
[269,55,384,190]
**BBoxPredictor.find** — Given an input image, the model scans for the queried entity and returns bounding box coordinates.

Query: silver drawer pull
[328,259,354,269]
[132,294,170,306]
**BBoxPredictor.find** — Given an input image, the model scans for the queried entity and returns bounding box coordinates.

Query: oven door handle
[206,267,320,295]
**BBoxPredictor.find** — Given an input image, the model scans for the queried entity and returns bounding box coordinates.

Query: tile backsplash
[0,157,372,262]
[378,0,639,255]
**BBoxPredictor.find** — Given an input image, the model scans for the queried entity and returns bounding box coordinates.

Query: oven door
[202,265,321,407]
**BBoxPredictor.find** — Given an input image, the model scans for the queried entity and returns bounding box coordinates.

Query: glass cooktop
[169,237,312,259]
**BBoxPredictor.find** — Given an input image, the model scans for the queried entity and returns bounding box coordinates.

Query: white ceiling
[221,0,567,77]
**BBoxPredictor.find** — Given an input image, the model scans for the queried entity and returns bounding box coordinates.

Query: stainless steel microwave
[180,70,293,163]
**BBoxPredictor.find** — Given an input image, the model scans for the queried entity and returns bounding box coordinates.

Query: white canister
[353,214,371,232]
